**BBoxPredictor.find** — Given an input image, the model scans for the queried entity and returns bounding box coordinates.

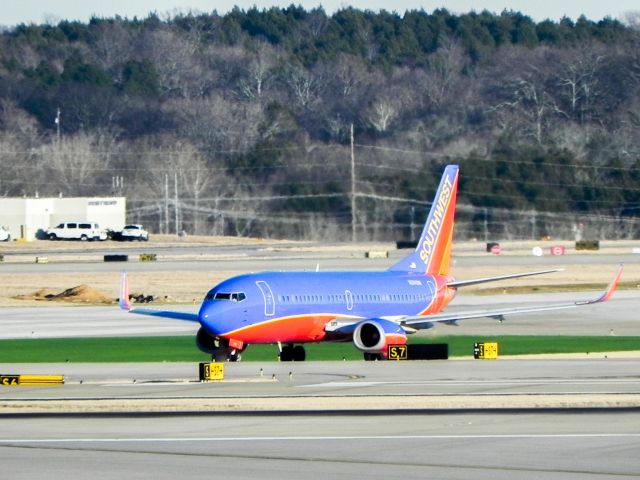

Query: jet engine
[196,327,242,361]
[196,327,218,354]
[352,319,407,356]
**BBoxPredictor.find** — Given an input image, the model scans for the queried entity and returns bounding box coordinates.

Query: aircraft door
[425,279,436,299]
[425,278,437,310]
[256,281,275,317]
[345,290,353,311]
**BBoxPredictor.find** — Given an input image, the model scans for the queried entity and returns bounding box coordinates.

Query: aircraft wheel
[293,345,306,362]
[363,352,382,361]
[213,352,228,362]
[280,345,293,362]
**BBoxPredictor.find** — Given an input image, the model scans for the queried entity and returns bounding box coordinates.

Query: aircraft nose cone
[198,302,226,336]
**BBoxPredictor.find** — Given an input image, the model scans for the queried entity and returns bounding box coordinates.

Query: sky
[1,0,639,27]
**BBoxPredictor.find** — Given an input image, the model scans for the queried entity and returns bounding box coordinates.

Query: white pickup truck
[46,222,107,241]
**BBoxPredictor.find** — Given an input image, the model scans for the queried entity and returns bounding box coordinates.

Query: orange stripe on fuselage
[221,313,358,344]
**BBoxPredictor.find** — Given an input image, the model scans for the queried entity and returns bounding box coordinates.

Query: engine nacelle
[352,319,407,354]
[196,327,218,354]
[196,327,243,362]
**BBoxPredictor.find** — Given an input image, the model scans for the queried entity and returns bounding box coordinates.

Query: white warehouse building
[0,197,126,241]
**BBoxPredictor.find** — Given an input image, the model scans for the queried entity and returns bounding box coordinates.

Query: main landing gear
[212,349,241,362]
[363,352,383,361]
[279,343,306,362]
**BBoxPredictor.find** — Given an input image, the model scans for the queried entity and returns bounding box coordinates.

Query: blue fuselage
[197,271,455,345]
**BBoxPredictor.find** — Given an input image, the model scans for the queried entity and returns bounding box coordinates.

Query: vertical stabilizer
[388,165,459,275]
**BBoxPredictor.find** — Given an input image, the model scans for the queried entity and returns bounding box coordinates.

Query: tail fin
[388,164,459,275]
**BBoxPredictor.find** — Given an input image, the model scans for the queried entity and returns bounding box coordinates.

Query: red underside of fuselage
[222,314,340,344]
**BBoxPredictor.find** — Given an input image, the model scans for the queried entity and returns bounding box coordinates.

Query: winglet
[581,265,623,305]
[118,271,133,311]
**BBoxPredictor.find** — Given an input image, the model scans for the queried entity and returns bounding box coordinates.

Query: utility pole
[410,206,416,240]
[174,172,179,235]
[483,207,488,243]
[55,108,61,142]
[350,123,356,242]
[531,210,537,240]
[164,174,169,234]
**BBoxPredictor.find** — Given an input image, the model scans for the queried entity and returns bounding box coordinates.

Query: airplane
[119,164,623,362]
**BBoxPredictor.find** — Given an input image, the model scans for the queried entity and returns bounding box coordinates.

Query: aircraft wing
[402,265,623,328]
[118,272,200,322]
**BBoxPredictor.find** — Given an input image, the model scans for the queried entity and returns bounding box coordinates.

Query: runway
[1,408,639,479]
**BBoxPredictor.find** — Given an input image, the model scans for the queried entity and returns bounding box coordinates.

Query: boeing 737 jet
[120,165,622,361]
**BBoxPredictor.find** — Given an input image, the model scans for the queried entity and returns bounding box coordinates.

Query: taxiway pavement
[1,406,639,479]
[2,359,639,409]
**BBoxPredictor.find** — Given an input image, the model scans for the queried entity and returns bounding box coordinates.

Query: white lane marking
[299,379,640,388]
[100,382,196,387]
[2,434,640,444]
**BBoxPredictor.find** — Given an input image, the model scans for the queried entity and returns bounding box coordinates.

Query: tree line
[1,7,639,240]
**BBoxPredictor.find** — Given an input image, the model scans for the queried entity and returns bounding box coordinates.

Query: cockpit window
[205,292,246,302]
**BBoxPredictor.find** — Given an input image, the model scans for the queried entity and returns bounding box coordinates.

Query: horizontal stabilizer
[402,265,623,326]
[447,268,563,288]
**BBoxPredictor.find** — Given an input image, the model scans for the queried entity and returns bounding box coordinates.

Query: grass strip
[0,335,638,363]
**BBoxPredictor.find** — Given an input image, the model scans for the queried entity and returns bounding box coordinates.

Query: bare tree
[169,93,264,154]
[327,54,369,99]
[236,41,279,101]
[90,21,134,74]
[316,54,370,140]
[283,64,326,110]
[141,27,209,98]
[173,142,210,234]
[365,97,400,132]
[424,37,469,109]
[554,46,606,125]
[0,99,42,146]
[486,47,560,144]
[39,132,113,196]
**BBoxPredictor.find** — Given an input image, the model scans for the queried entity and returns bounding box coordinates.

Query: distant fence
[127,199,640,242]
